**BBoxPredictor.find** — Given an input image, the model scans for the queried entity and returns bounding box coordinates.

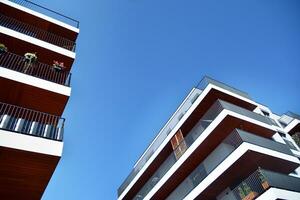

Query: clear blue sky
[36,0,300,199]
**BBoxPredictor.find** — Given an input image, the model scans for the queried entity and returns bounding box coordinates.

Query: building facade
[0,0,78,199]
[118,77,300,200]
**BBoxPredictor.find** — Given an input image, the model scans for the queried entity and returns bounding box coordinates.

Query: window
[171,129,187,160]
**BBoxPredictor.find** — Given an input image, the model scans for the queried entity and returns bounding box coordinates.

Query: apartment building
[0,0,78,199]
[118,76,300,200]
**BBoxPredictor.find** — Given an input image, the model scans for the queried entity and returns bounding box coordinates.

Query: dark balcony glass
[132,101,278,199]
[0,51,71,86]
[227,168,300,200]
[0,102,64,141]
[166,129,293,200]
[118,77,253,197]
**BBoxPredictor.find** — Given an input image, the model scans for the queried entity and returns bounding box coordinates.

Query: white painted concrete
[285,119,300,133]
[0,66,71,96]
[144,110,277,200]
[118,84,258,200]
[1,0,79,33]
[0,26,76,59]
[183,143,299,200]
[0,129,63,156]
[256,188,300,200]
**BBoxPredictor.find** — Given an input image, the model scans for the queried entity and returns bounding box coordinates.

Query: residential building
[0,0,78,199]
[118,76,300,200]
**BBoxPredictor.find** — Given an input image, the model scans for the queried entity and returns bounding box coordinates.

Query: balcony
[166,129,298,200]
[7,0,79,28]
[0,13,76,51]
[218,168,300,200]
[0,101,64,141]
[0,101,64,199]
[0,51,71,86]
[124,100,277,200]
[118,77,256,198]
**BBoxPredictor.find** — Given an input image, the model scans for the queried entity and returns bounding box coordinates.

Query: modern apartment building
[0,0,78,199]
[118,76,300,200]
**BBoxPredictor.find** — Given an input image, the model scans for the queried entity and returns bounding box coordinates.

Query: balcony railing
[0,51,71,86]
[0,102,64,141]
[197,76,250,99]
[228,169,300,200]
[166,129,293,200]
[8,0,79,28]
[118,77,252,196]
[132,101,277,199]
[0,13,76,51]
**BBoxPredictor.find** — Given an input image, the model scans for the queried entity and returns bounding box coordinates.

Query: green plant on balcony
[237,181,259,200]
[258,170,269,190]
[23,52,38,73]
[0,43,8,53]
[292,133,300,147]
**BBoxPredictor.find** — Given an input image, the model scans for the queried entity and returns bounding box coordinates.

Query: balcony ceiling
[0,32,75,70]
[0,146,60,200]
[1,2,78,41]
[0,77,68,116]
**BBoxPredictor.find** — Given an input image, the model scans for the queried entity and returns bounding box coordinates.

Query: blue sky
[36,0,300,199]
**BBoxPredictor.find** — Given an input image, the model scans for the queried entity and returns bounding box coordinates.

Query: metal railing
[0,13,76,51]
[117,88,202,196]
[0,102,64,141]
[166,129,292,200]
[230,168,300,200]
[118,77,252,196]
[0,51,71,86]
[132,101,277,199]
[8,0,79,28]
[232,169,270,200]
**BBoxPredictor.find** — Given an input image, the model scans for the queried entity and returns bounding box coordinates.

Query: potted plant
[0,43,8,53]
[52,60,66,72]
[238,182,258,200]
[258,170,269,190]
[23,52,38,73]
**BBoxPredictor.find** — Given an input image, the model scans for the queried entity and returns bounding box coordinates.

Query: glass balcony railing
[0,13,76,51]
[0,102,64,141]
[166,129,293,200]
[117,88,202,196]
[224,168,300,200]
[8,0,79,28]
[118,77,252,197]
[197,76,250,99]
[133,101,276,199]
[0,51,71,86]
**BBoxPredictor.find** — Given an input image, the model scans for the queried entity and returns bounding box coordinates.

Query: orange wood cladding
[0,146,60,200]
[0,32,74,70]
[150,116,276,200]
[1,3,78,41]
[194,151,299,200]
[0,77,69,116]
[121,89,257,200]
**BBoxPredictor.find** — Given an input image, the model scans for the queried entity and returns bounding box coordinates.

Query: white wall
[0,129,63,156]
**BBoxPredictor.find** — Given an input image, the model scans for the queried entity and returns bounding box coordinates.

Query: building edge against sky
[118,76,300,200]
[0,0,78,199]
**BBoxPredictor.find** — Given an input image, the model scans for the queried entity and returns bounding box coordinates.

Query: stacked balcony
[118,77,300,200]
[0,0,78,199]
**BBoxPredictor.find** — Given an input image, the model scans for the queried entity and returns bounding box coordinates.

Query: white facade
[118,77,300,200]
